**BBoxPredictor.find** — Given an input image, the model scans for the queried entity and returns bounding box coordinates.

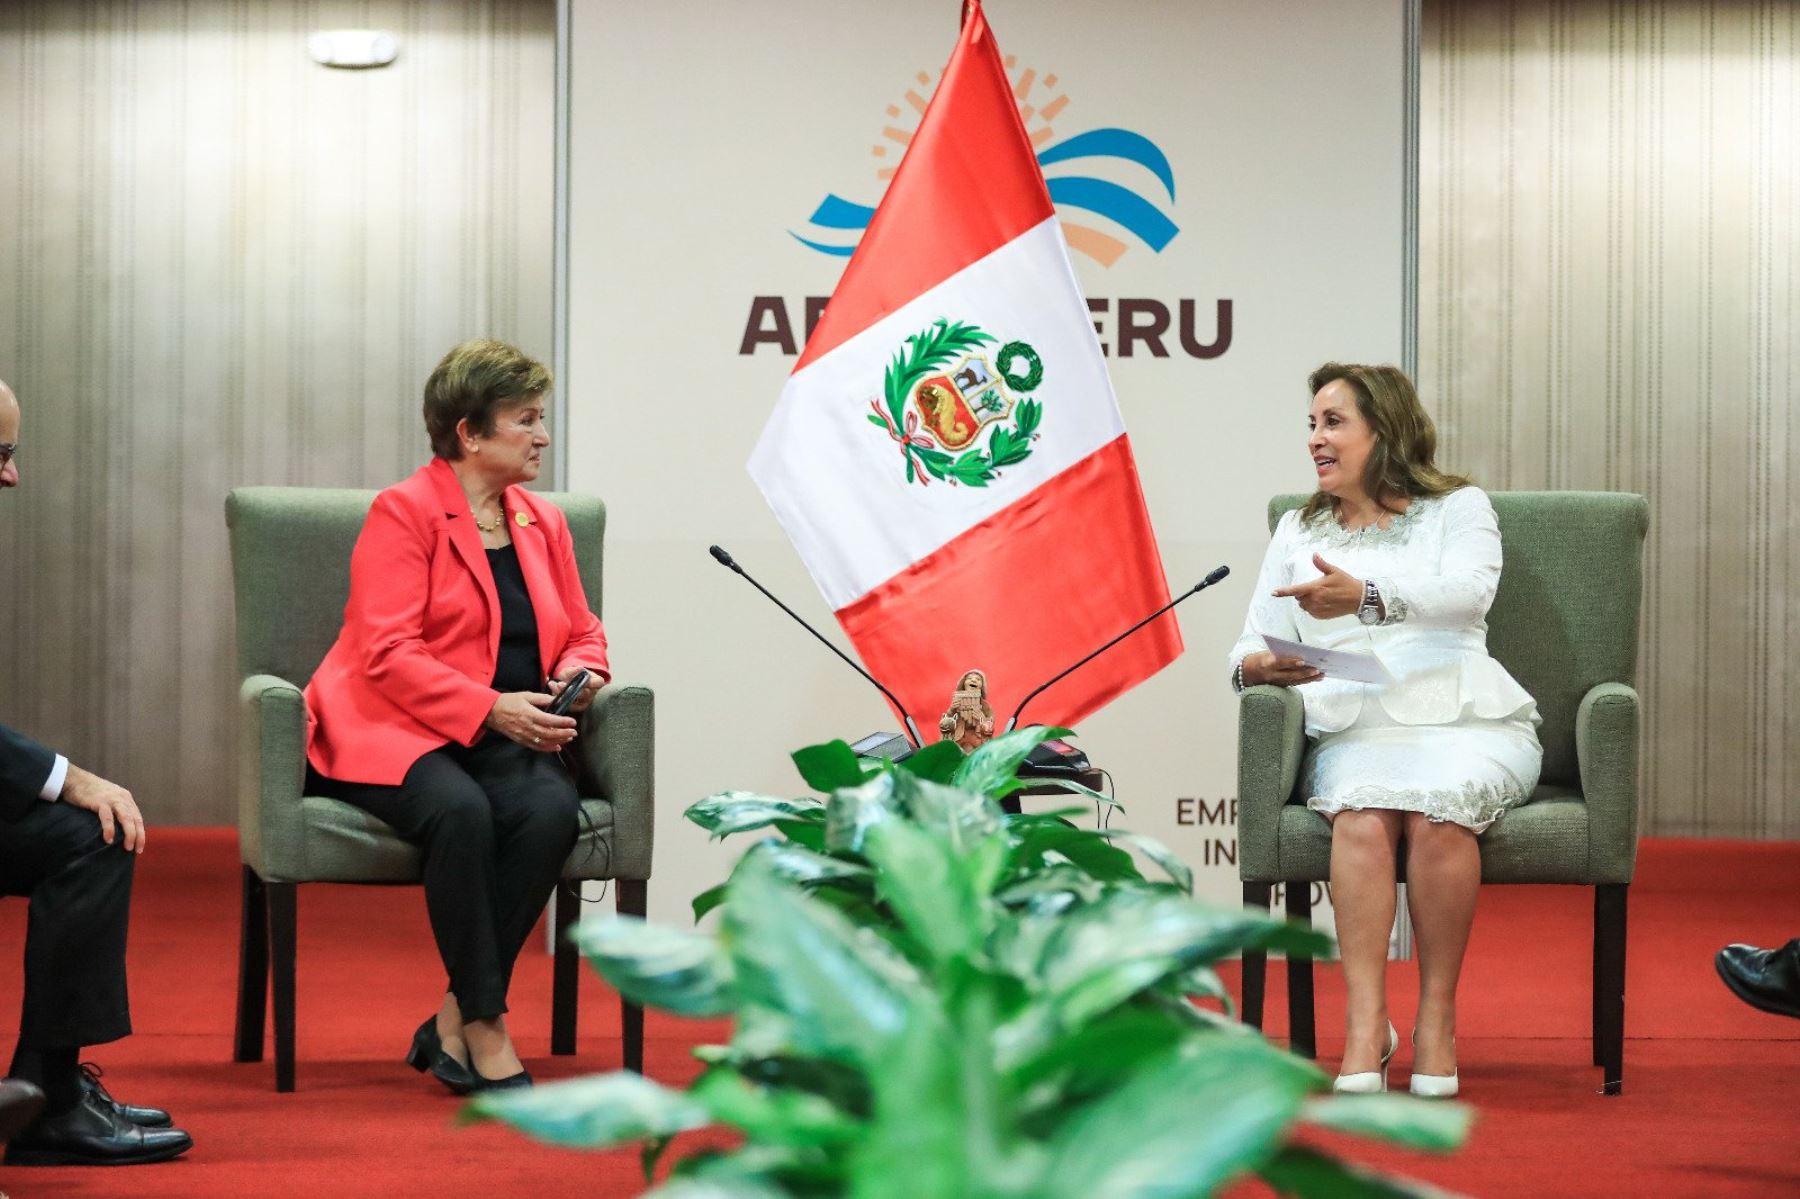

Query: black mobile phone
[545,669,591,718]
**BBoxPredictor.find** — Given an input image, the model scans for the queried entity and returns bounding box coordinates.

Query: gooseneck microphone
[708,546,925,747]
[1003,565,1232,734]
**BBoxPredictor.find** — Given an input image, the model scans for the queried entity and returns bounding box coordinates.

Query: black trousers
[311,737,580,1021]
[0,802,134,1050]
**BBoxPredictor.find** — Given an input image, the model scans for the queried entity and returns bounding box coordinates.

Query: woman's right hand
[1240,651,1325,688]
[485,691,578,751]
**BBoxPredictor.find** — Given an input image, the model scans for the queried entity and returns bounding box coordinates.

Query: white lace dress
[1228,486,1542,833]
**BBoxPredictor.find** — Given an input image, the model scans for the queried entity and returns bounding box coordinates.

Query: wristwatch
[1356,579,1383,626]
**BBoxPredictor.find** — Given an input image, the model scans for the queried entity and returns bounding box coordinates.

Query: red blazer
[304,457,611,785]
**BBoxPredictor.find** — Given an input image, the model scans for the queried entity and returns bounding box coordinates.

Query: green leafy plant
[467,727,1470,1197]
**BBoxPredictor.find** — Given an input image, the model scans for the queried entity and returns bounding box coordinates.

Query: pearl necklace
[473,504,504,534]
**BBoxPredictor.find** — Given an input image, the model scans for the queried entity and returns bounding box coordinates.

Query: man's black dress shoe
[1716,939,1800,1020]
[0,1079,45,1144]
[79,1062,173,1128]
[407,1016,477,1096]
[3,1090,192,1165]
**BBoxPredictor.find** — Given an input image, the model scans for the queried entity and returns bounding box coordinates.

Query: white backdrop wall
[563,0,1414,923]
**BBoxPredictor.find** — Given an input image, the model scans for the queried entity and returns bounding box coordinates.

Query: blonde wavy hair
[1297,362,1470,525]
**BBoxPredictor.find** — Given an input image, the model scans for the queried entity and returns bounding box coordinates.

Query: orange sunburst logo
[794,59,1179,270]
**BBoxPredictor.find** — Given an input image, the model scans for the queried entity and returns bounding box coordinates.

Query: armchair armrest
[577,682,654,881]
[1576,682,1639,884]
[238,674,308,881]
[1236,684,1307,882]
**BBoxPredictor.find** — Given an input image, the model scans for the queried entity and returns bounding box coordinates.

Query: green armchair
[1236,491,1646,1094]
[225,487,654,1092]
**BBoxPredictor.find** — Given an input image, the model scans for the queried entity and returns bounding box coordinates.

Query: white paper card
[1261,634,1392,685]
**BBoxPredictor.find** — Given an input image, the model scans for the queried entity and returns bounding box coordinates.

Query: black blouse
[485,544,541,694]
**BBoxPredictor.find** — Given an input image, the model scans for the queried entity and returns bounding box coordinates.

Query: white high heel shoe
[1408,1030,1459,1098]
[1332,1022,1399,1094]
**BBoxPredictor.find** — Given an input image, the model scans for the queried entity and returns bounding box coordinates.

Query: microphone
[1003,566,1231,733]
[708,545,925,748]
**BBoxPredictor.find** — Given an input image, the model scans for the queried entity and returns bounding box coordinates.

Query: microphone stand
[709,546,924,748]
[1003,565,1231,733]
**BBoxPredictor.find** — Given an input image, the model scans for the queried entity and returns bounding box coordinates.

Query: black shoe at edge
[1715,940,1800,1020]
[4,1090,192,1166]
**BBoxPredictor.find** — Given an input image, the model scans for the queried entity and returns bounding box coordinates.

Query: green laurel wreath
[865,318,1044,488]
[997,340,1043,392]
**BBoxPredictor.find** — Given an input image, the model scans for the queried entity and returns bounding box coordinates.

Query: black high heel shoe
[406,1017,477,1096]
[469,1065,533,1093]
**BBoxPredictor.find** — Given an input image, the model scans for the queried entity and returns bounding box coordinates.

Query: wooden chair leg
[1285,881,1317,1060]
[234,866,269,1063]
[617,879,647,1073]
[551,880,581,1056]
[1241,882,1272,1030]
[267,881,297,1093]
[1592,899,1605,1067]
[1595,883,1628,1095]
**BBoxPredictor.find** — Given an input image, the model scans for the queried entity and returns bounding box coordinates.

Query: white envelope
[1261,633,1392,685]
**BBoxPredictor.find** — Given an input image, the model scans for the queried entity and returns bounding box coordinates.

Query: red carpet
[0,832,1794,1198]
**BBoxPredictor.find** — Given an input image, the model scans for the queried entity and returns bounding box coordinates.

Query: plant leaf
[953,724,1072,797]
[1004,1002,1193,1106]
[688,1066,862,1150]
[1007,817,1143,885]
[571,917,736,1018]
[1034,890,1332,1032]
[846,1004,972,1199]
[889,770,1008,863]
[792,740,876,792]
[1007,775,1121,810]
[994,864,1105,914]
[824,771,903,856]
[692,882,728,922]
[1039,1037,1318,1198]
[772,818,826,850]
[1179,965,1237,1016]
[743,838,875,887]
[686,791,826,838]
[1102,830,1194,894]
[1258,1145,1465,1198]
[894,739,965,783]
[724,851,925,1066]
[1299,1094,1472,1153]
[462,1071,709,1149]
[862,816,995,967]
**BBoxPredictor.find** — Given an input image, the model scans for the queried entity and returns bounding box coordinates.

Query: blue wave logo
[791,66,1179,270]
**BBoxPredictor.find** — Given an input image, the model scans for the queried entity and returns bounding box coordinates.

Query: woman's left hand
[549,664,604,714]
[1273,553,1365,620]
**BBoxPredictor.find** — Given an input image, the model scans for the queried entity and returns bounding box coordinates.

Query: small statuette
[515,511,530,527]
[938,668,996,754]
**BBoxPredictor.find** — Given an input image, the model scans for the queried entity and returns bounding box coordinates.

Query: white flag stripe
[749,217,1124,609]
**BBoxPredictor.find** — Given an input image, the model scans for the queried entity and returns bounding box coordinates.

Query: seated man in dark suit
[0,380,191,1165]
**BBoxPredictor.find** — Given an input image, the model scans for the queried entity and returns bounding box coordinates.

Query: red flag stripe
[793,1,1055,373]
[835,435,1183,730]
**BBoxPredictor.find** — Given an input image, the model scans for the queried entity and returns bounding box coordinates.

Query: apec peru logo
[792,60,1179,270]
[739,59,1232,361]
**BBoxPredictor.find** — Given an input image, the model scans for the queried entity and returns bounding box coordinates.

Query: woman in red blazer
[305,340,609,1096]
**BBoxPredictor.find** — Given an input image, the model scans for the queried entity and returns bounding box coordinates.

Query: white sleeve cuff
[40,755,69,802]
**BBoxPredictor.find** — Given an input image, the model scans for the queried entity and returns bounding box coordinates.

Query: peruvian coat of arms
[867,319,1044,487]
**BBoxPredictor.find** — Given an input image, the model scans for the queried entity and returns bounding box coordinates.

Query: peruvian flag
[748,0,1181,735]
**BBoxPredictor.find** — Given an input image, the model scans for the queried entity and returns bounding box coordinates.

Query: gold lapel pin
[515,511,530,527]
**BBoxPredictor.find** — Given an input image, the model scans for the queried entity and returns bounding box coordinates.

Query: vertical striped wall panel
[1421,0,1797,838]
[0,0,553,824]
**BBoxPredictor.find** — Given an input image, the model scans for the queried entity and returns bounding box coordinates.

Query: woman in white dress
[1228,363,1542,1098]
